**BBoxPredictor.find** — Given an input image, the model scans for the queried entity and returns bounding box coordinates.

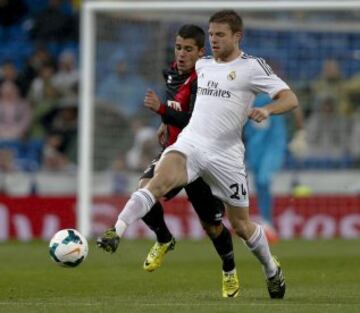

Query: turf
[0,239,359,313]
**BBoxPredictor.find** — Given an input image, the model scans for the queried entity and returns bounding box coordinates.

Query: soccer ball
[49,229,89,267]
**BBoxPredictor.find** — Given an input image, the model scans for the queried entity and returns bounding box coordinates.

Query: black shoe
[266,256,285,299]
[96,228,120,253]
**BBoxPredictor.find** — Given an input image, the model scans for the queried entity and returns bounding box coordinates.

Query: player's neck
[216,49,242,63]
[177,68,193,75]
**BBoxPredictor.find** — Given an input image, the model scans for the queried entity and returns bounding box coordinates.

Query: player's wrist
[263,106,272,116]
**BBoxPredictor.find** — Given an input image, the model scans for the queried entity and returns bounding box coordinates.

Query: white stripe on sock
[245,224,277,278]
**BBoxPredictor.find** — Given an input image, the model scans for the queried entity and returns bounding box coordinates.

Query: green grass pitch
[0,239,359,313]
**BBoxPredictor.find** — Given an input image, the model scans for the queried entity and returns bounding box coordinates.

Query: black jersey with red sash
[156,62,197,146]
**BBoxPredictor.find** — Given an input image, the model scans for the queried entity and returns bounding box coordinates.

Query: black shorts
[140,154,225,225]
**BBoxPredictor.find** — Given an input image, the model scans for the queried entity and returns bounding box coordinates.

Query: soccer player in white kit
[98,10,298,299]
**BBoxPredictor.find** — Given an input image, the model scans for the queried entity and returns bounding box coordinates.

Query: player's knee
[146,173,178,198]
[138,178,149,189]
[155,169,186,192]
[202,222,223,239]
[229,219,251,240]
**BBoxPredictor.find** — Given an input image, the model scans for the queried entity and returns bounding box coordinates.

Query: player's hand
[248,107,270,122]
[144,89,161,112]
[157,123,168,147]
[288,129,308,158]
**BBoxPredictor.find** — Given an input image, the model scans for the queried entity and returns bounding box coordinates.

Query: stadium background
[0,0,359,242]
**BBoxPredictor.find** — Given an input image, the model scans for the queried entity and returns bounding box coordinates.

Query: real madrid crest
[227,71,236,81]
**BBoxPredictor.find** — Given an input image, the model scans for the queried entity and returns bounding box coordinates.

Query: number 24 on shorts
[229,183,247,200]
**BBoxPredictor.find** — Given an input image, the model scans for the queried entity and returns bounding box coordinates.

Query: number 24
[230,183,247,199]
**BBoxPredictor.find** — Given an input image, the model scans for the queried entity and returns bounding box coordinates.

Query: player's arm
[248,57,299,123]
[159,106,192,129]
[159,80,197,128]
[249,89,298,122]
[157,122,168,147]
[265,89,298,114]
[144,84,195,129]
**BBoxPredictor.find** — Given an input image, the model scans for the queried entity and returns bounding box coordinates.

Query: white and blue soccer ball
[49,229,89,268]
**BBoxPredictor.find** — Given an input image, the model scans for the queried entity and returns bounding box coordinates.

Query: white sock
[115,188,156,237]
[245,224,277,278]
[114,219,127,238]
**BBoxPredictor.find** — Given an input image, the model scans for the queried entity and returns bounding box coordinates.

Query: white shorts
[162,136,249,208]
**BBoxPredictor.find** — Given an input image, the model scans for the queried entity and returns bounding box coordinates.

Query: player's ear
[234,31,242,43]
[198,47,205,58]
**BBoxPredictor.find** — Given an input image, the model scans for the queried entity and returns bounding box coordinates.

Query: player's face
[175,36,204,74]
[208,22,241,61]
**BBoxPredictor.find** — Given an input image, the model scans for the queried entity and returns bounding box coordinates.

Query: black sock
[211,225,235,272]
[142,201,173,243]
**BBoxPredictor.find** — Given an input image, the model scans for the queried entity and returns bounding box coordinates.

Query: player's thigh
[154,151,188,183]
[139,152,185,197]
[162,137,203,185]
[146,151,188,197]
[185,178,224,226]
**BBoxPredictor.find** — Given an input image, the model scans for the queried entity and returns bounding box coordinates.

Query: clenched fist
[248,107,270,123]
[144,89,161,112]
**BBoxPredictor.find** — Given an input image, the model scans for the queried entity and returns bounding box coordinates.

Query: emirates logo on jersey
[197,80,231,98]
[227,71,236,81]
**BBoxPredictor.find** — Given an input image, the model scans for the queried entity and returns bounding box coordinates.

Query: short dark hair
[177,24,205,49]
[209,10,243,33]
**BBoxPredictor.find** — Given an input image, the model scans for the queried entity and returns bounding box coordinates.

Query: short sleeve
[249,58,290,98]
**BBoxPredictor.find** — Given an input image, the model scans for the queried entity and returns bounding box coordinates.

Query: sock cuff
[223,268,236,275]
[135,188,156,207]
[246,224,263,250]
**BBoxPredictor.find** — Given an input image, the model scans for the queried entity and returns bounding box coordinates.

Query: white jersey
[180,52,290,159]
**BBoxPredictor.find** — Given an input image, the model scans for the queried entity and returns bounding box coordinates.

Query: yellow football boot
[222,270,240,298]
[143,237,176,272]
